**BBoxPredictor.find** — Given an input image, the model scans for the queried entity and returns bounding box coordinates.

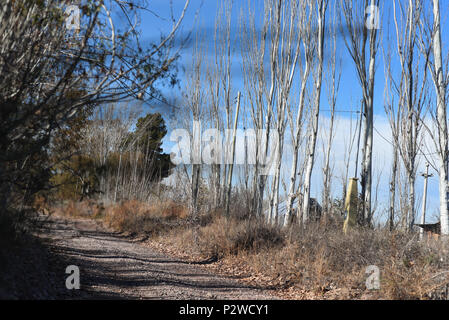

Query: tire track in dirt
[38,215,278,300]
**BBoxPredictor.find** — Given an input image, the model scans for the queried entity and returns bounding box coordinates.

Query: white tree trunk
[225,92,241,216]
[284,66,310,226]
[389,145,398,231]
[340,0,379,226]
[432,0,449,236]
[302,0,326,225]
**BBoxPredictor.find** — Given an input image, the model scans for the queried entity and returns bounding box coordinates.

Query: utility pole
[419,162,433,240]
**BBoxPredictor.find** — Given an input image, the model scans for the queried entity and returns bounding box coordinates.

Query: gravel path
[37,215,277,300]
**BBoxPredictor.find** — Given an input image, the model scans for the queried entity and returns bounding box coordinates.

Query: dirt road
[36,215,277,300]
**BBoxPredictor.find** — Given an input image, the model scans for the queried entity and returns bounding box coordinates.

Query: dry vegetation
[50,199,449,300]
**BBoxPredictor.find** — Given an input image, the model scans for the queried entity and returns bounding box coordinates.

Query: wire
[373,126,392,146]
[373,125,440,159]
[147,96,437,161]
[321,109,361,113]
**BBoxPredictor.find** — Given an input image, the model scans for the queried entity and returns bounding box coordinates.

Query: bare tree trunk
[284,65,310,226]
[321,5,341,217]
[213,0,234,209]
[340,0,379,227]
[225,92,241,216]
[302,0,327,226]
[431,0,449,236]
[114,153,122,202]
[206,59,223,209]
[265,0,281,224]
[284,0,314,225]
[191,119,202,225]
[322,109,336,216]
[389,144,398,231]
[257,0,303,225]
[391,0,430,232]
[363,6,377,226]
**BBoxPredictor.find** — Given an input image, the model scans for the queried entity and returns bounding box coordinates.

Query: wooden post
[343,178,358,234]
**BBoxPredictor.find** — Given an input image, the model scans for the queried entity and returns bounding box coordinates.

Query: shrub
[194,216,284,259]
[52,200,104,219]
[103,199,189,236]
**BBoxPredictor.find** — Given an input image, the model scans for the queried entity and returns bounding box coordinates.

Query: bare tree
[339,0,380,226]
[384,69,401,231]
[225,92,241,216]
[386,0,430,231]
[302,0,327,225]
[423,0,449,236]
[321,1,341,217]
[0,0,190,212]
[266,0,308,225]
[206,54,224,209]
[214,0,235,212]
[240,0,273,219]
[178,36,208,222]
[80,103,142,201]
[283,0,315,226]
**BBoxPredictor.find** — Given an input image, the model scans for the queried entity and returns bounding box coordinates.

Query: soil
[1,214,278,300]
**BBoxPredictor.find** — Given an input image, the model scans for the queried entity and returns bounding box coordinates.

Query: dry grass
[193,216,284,259]
[103,199,189,236]
[51,200,105,219]
[56,199,449,299]
[49,199,189,237]
[160,213,449,299]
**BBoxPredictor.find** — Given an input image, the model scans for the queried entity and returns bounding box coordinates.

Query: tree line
[2,0,449,239]
[0,0,187,232]
[174,0,449,237]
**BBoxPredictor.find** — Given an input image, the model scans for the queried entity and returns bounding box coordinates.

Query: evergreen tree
[131,113,174,182]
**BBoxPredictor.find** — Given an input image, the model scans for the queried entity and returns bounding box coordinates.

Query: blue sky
[134,0,449,224]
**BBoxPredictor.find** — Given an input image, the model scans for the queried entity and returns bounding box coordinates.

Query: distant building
[415,222,440,240]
